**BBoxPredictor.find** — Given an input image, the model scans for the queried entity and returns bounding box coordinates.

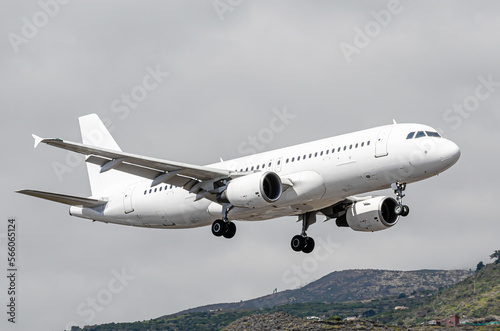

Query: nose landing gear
[392,182,410,217]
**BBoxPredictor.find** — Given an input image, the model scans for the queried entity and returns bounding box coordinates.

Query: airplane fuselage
[69,122,460,229]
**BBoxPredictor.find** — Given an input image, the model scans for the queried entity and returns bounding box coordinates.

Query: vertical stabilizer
[79,114,138,197]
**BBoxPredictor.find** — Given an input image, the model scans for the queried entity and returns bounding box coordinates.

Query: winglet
[32,134,44,148]
[392,119,398,125]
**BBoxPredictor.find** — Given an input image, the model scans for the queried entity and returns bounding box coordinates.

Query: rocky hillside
[222,312,395,331]
[180,269,471,314]
[223,312,498,331]
[377,262,500,325]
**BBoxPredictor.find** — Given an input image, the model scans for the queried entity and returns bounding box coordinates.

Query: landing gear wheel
[302,237,315,254]
[223,222,236,239]
[392,182,409,217]
[211,220,226,237]
[291,235,305,252]
[401,205,410,217]
[394,204,403,216]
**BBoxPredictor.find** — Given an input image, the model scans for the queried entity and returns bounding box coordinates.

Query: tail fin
[79,114,138,197]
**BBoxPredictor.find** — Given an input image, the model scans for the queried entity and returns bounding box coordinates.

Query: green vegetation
[372,262,500,325]
[71,311,255,331]
[491,250,500,264]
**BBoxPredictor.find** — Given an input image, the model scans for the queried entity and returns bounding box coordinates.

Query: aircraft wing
[17,190,107,208]
[32,135,233,191]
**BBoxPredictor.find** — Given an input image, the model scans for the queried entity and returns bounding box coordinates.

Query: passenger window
[154,188,157,193]
[361,142,364,147]
[286,159,289,163]
[338,147,341,152]
[407,132,415,139]
[246,167,249,171]
[149,189,152,194]
[303,154,306,159]
[315,152,318,157]
[320,151,323,156]
[251,166,254,171]
[350,144,352,149]
[332,148,335,153]
[262,164,265,169]
[343,146,347,151]
[298,156,301,161]
[326,150,329,154]
[355,143,358,148]
[256,165,260,170]
[415,131,426,138]
[277,160,281,165]
[292,157,295,162]
[309,153,312,158]
[268,162,272,167]
[159,187,162,191]
[367,141,370,145]
[144,190,147,195]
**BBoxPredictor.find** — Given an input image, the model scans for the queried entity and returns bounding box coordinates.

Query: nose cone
[440,140,461,167]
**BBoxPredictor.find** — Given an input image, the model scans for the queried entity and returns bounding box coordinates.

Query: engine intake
[336,196,399,232]
[218,171,282,208]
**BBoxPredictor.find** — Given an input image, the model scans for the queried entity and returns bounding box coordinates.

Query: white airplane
[18,114,460,253]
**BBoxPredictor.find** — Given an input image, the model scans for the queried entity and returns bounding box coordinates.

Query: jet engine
[218,171,282,208]
[335,196,399,232]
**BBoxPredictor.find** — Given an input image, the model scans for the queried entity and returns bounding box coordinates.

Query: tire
[302,237,315,254]
[223,222,236,239]
[401,205,410,217]
[211,220,226,237]
[291,235,305,252]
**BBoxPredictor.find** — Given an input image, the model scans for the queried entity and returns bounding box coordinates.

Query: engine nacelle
[337,196,399,232]
[218,171,282,208]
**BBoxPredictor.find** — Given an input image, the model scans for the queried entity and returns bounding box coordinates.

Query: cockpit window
[406,132,415,139]
[415,131,426,138]
[426,131,441,138]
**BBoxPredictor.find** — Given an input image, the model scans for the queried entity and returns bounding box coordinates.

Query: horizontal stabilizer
[16,190,107,208]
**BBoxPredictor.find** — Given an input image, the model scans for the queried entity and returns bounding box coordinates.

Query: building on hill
[446,315,459,327]
[428,315,460,327]
[433,315,459,327]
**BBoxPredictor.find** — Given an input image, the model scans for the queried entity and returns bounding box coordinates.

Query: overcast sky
[1,1,500,330]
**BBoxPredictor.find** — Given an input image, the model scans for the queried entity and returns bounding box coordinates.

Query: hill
[178,269,470,314]
[69,269,470,330]
[375,262,500,325]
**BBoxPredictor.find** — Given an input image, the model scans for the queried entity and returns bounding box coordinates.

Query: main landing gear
[392,182,410,217]
[291,212,316,254]
[211,203,236,239]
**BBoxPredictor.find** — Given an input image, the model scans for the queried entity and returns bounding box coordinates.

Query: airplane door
[374,127,393,158]
[123,184,135,214]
